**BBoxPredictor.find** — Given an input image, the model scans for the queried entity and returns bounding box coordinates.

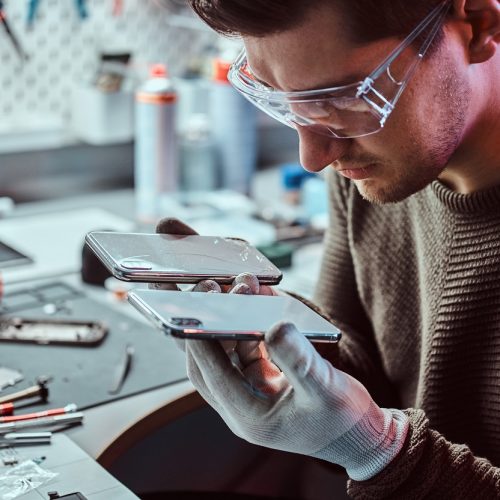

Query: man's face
[244,4,471,204]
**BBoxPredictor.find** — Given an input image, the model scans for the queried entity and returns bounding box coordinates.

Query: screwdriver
[0,0,29,61]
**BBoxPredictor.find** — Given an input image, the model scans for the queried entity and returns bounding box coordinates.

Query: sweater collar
[430,180,500,213]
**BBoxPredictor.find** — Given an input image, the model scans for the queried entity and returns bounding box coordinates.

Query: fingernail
[193,280,221,293]
[156,218,197,235]
[233,273,260,294]
[266,321,296,344]
[230,283,252,295]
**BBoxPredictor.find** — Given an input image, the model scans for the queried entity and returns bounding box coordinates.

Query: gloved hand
[184,321,409,481]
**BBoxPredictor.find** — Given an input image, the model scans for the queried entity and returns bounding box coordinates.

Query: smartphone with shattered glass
[85,231,282,285]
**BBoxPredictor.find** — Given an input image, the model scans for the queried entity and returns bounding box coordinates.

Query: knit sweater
[312,169,500,499]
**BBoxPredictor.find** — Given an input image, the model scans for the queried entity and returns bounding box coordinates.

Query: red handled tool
[0,403,77,423]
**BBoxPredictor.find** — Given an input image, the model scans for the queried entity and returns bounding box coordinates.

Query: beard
[348,57,471,205]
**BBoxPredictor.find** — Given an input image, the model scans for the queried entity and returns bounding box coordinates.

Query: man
[165,0,500,497]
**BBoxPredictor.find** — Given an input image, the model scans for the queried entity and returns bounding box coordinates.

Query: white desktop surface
[1,208,133,285]
[0,434,139,499]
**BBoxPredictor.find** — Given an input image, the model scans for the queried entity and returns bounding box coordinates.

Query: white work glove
[185,322,409,481]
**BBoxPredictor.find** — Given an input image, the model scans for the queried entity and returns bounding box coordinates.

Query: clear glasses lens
[231,65,396,138]
[238,87,385,138]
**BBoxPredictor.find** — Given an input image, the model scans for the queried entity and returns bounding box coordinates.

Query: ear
[453,0,500,63]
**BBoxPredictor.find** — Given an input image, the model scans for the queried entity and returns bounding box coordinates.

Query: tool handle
[0,403,14,416]
[0,412,84,433]
[0,405,76,423]
[0,385,41,405]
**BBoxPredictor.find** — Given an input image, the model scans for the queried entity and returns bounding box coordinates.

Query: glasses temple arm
[370,1,451,81]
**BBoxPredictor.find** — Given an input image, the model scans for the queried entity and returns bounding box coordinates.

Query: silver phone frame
[85,232,283,285]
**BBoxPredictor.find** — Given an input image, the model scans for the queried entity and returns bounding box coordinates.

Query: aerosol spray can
[134,64,178,223]
[209,58,257,194]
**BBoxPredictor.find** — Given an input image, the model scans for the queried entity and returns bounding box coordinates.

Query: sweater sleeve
[312,171,399,408]
[347,409,500,499]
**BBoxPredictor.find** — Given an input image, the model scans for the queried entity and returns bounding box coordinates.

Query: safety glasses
[228,1,451,139]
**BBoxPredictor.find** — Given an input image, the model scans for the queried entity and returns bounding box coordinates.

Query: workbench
[0,185,331,498]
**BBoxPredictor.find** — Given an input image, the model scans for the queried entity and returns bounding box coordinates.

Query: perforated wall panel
[0,0,215,145]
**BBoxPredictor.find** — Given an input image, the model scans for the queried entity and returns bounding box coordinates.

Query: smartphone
[0,318,108,346]
[85,231,283,285]
[128,289,342,342]
[0,240,33,269]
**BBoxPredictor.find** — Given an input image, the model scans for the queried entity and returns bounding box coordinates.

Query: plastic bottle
[134,64,178,223]
[209,58,258,195]
[280,163,316,205]
[301,176,329,218]
[179,114,219,192]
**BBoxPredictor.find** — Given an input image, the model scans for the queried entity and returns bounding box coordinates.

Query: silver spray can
[134,64,178,223]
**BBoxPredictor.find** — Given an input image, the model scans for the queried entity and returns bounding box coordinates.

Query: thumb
[156,218,198,236]
[151,217,197,290]
[265,322,326,394]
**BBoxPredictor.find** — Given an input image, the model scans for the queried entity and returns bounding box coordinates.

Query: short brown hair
[187,0,446,44]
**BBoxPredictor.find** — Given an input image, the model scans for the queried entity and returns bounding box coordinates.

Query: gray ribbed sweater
[313,170,500,498]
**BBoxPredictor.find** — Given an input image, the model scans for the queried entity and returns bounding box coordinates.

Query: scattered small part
[0,367,24,392]
[48,491,89,499]
[2,456,18,466]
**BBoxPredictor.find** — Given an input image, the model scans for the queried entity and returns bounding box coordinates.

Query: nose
[297,127,349,173]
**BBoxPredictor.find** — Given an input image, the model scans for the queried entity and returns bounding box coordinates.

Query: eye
[242,64,275,91]
[322,96,368,112]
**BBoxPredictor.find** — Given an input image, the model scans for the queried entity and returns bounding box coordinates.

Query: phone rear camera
[170,317,202,327]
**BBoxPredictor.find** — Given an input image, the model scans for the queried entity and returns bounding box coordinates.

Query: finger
[187,339,267,411]
[232,273,260,295]
[192,280,221,293]
[220,340,237,353]
[235,340,267,368]
[148,282,180,291]
[156,218,198,235]
[220,340,240,367]
[235,341,288,396]
[265,321,329,395]
[229,283,252,295]
[240,357,288,396]
[260,285,280,296]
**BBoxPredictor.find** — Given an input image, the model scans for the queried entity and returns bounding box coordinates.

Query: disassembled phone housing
[0,318,108,346]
